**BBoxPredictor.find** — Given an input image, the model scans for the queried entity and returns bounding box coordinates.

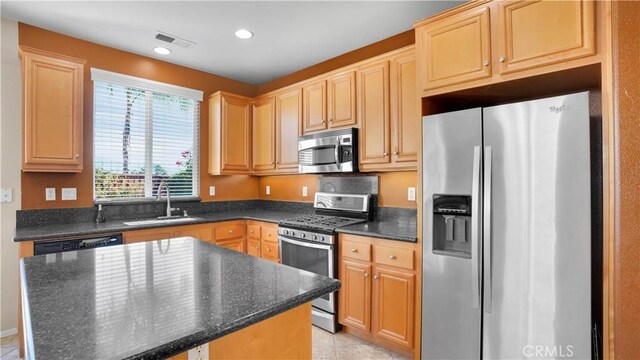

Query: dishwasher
[33,234,123,255]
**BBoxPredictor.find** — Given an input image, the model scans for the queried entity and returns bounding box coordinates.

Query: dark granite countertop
[13,210,301,242]
[336,217,418,243]
[20,237,340,360]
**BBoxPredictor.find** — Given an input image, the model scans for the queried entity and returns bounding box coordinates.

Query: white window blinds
[92,69,202,201]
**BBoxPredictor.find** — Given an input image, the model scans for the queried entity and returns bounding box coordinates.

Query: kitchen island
[20,237,340,359]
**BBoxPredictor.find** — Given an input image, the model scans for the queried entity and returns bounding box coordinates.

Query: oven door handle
[279,236,333,251]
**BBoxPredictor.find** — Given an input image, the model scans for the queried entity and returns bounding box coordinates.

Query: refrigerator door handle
[471,146,481,309]
[483,146,493,313]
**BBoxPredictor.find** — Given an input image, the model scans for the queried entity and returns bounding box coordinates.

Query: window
[91,69,203,201]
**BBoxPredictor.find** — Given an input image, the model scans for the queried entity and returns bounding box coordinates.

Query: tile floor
[0,335,20,360]
[0,328,411,360]
[312,326,411,360]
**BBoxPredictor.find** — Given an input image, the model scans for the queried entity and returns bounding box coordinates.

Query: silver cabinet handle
[483,60,489,66]
[373,275,379,280]
[483,146,493,313]
[351,248,358,253]
[389,255,396,260]
[75,154,80,158]
[393,152,398,155]
[329,118,333,123]
[364,272,369,277]
[383,152,388,156]
[471,146,481,309]
[499,56,505,63]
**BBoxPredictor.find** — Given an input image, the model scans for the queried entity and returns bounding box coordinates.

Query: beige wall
[0,17,22,335]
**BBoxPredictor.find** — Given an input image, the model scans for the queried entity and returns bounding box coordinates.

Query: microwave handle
[298,137,339,152]
[334,137,341,170]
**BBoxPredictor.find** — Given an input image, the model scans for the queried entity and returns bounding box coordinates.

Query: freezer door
[422,108,482,360]
[482,92,592,359]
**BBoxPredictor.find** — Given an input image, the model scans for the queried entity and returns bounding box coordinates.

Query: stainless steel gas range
[278,192,371,333]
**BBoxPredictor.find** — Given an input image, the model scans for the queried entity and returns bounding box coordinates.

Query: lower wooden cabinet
[338,234,417,355]
[247,238,262,257]
[247,220,280,263]
[123,227,178,244]
[174,224,214,242]
[216,237,245,253]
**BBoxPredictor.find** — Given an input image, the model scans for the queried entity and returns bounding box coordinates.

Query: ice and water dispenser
[432,194,472,258]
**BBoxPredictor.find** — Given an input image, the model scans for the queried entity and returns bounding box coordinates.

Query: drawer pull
[351,248,358,253]
[374,275,379,280]
[267,248,271,252]
[389,255,397,260]
[364,272,369,277]
[228,230,233,233]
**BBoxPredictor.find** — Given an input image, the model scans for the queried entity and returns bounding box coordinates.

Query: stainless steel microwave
[298,128,358,173]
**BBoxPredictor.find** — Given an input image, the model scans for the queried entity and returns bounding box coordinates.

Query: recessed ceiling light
[153,47,172,55]
[235,29,253,39]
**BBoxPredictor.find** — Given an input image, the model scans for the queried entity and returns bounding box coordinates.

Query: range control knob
[318,235,324,242]
[301,233,306,238]
[283,230,289,235]
[312,235,317,240]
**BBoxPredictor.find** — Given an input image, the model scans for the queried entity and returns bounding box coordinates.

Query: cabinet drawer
[374,245,414,270]
[261,227,278,241]
[247,225,261,239]
[262,240,279,260]
[215,222,246,240]
[342,239,372,262]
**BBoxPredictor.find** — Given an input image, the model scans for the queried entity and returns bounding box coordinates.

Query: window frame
[91,68,203,204]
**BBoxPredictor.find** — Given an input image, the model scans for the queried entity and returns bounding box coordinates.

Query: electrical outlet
[302,186,308,197]
[45,188,56,201]
[0,188,13,203]
[61,188,77,201]
[187,343,209,360]
[265,185,271,195]
[209,186,216,196]
[408,187,416,201]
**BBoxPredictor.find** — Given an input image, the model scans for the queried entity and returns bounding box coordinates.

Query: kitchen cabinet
[275,88,302,172]
[358,61,391,168]
[390,52,419,167]
[20,46,85,172]
[174,224,214,242]
[338,234,417,355]
[209,91,252,175]
[415,4,492,92]
[302,80,327,133]
[213,220,246,253]
[496,0,596,74]
[327,71,357,128]
[247,220,280,262]
[216,237,245,253]
[414,0,598,96]
[124,227,177,244]
[252,96,276,173]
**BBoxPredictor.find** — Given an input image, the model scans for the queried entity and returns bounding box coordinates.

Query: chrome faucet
[156,180,180,219]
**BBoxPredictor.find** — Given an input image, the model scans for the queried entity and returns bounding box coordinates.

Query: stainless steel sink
[123,217,202,226]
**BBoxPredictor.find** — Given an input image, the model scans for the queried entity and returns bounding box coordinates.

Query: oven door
[279,235,335,313]
[298,136,354,173]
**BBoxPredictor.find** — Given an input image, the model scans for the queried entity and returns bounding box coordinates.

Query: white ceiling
[1,1,463,85]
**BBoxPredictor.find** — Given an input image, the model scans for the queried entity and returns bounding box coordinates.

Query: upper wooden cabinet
[496,0,596,74]
[20,47,85,172]
[390,52,419,167]
[303,71,357,134]
[414,0,599,96]
[327,71,357,128]
[358,61,391,168]
[209,91,252,175]
[303,80,327,133]
[252,96,276,173]
[275,88,302,172]
[415,4,492,92]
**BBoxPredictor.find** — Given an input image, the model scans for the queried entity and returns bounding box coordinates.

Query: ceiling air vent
[155,31,196,49]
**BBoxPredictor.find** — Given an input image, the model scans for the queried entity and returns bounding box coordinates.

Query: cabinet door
[339,260,372,332]
[21,48,84,172]
[373,267,415,349]
[261,240,279,262]
[358,61,390,168]
[497,0,596,74]
[216,237,246,253]
[252,97,276,172]
[222,94,252,173]
[174,225,213,242]
[275,89,302,171]
[247,238,261,257]
[302,80,327,133]
[416,5,491,91]
[124,228,175,244]
[390,53,419,167]
[327,71,357,128]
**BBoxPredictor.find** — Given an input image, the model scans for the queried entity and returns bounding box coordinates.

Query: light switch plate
[302,186,308,197]
[209,186,216,196]
[408,187,416,201]
[0,188,12,203]
[61,188,77,201]
[45,188,56,201]
[265,185,271,195]
[187,343,209,360]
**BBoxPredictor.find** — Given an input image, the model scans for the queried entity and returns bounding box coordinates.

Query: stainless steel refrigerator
[421,92,592,359]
